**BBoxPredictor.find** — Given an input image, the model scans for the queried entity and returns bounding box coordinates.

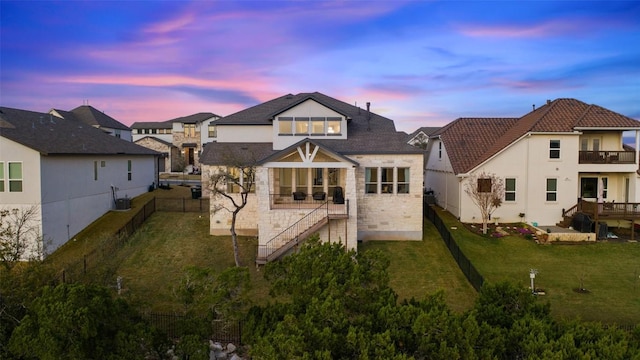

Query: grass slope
[435,207,640,324]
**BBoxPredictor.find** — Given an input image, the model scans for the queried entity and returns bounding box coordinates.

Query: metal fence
[425,203,484,292]
[57,197,157,283]
[155,197,209,213]
[142,312,242,344]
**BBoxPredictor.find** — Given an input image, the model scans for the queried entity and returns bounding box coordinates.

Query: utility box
[116,198,131,210]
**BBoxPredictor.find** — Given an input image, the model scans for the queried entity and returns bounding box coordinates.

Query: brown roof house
[424,98,640,240]
[199,92,425,264]
[0,106,159,257]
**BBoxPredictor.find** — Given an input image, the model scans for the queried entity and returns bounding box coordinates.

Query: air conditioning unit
[116,198,131,210]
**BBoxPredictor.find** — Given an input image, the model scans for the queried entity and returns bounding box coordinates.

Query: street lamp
[530,269,538,294]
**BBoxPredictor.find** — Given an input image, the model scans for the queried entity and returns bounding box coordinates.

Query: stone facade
[135,137,176,172]
[172,130,202,167]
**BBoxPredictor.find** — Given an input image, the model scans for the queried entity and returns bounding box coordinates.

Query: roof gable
[70,105,130,130]
[258,139,359,166]
[0,107,158,156]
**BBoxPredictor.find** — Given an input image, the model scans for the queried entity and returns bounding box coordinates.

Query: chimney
[547,99,551,105]
[366,102,371,131]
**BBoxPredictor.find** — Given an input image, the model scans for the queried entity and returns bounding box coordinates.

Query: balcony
[578,150,635,164]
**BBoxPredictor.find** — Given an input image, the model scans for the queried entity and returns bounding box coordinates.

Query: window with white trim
[208,124,217,138]
[278,116,342,136]
[295,117,309,135]
[278,117,293,135]
[546,178,557,201]
[0,162,4,192]
[8,162,22,192]
[549,140,560,159]
[381,168,393,193]
[505,178,516,201]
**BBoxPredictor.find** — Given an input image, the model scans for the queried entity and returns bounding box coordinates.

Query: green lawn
[359,219,477,312]
[434,207,640,325]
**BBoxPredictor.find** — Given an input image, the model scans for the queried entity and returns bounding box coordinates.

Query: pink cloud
[458,18,589,38]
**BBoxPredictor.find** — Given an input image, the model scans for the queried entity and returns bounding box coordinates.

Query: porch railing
[270,192,343,210]
[579,199,640,218]
[578,150,635,164]
[257,199,349,264]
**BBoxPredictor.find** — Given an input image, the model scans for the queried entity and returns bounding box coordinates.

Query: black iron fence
[425,203,484,292]
[155,197,209,213]
[142,312,242,344]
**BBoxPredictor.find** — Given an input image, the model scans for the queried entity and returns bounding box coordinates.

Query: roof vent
[547,99,551,105]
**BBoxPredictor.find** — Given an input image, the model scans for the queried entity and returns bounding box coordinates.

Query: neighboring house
[50,105,133,141]
[407,126,440,149]
[424,98,640,236]
[199,92,425,264]
[0,106,159,257]
[407,126,440,194]
[132,112,220,172]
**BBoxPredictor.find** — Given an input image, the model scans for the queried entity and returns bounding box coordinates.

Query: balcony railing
[270,192,346,211]
[578,150,635,164]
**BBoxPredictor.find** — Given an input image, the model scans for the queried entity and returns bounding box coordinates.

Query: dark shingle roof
[131,121,172,129]
[0,107,159,156]
[205,92,421,159]
[200,143,276,166]
[131,112,218,129]
[135,136,175,147]
[409,126,440,140]
[440,98,640,174]
[69,105,131,130]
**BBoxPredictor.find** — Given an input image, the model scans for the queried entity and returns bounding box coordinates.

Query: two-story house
[0,106,159,258]
[199,92,425,264]
[132,112,220,172]
[424,98,640,239]
[49,105,133,141]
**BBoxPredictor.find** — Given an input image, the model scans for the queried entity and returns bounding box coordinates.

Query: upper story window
[0,162,4,192]
[115,129,121,138]
[184,123,196,137]
[208,124,217,138]
[8,162,23,192]
[549,140,560,159]
[295,117,309,135]
[278,116,342,136]
[278,117,293,135]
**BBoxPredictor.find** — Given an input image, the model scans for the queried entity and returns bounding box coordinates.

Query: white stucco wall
[216,125,272,143]
[39,154,156,252]
[425,138,460,217]
[0,137,44,258]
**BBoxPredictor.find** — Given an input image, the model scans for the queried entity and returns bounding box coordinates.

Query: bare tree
[464,172,504,235]
[0,205,45,270]
[209,165,256,267]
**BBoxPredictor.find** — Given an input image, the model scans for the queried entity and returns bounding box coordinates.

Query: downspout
[525,133,530,223]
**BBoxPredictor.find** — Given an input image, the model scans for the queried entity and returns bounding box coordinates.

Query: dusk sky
[1,1,639,133]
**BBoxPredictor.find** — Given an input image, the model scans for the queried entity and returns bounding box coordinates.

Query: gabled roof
[435,118,519,174]
[439,98,640,174]
[204,92,421,157]
[68,105,131,130]
[200,142,276,166]
[131,112,218,129]
[134,136,175,147]
[408,126,440,140]
[0,107,159,156]
[258,138,359,166]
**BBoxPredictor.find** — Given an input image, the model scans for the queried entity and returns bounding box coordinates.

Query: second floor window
[208,125,217,138]
[549,140,560,159]
[278,117,342,136]
[9,162,22,192]
[184,124,196,137]
[0,162,4,192]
